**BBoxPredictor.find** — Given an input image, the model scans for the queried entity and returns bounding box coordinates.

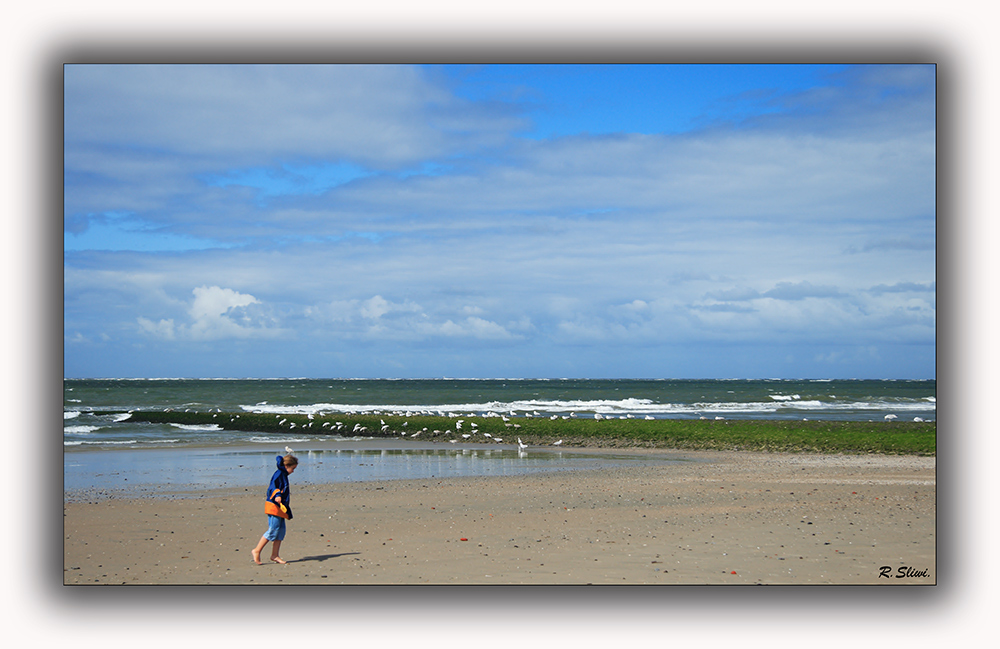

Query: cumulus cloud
[137,286,279,341]
[137,317,176,340]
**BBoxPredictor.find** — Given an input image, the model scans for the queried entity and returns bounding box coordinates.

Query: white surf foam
[64,425,102,434]
[169,423,223,431]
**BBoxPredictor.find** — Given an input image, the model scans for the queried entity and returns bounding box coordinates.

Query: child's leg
[269,517,287,563]
[251,535,269,564]
[270,539,286,564]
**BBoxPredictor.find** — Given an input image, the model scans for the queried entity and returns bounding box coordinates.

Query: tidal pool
[64,439,697,497]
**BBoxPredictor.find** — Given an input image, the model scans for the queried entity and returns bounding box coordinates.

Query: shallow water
[63,440,694,498]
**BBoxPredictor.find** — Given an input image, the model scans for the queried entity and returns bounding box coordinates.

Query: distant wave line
[240,397,936,417]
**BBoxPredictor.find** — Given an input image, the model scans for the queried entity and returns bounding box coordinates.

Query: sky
[63,63,936,379]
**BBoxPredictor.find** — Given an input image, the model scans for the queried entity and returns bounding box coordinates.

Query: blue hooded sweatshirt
[264,455,292,519]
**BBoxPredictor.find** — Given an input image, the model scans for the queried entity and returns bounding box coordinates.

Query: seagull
[285,446,295,455]
[462,434,471,439]
[518,438,528,451]
[494,438,503,443]
[884,414,897,421]
[483,433,492,438]
[552,440,563,446]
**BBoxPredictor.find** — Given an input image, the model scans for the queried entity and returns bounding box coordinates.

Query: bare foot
[251,549,262,565]
[270,556,287,564]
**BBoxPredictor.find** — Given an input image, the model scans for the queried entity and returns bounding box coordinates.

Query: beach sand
[63,449,935,585]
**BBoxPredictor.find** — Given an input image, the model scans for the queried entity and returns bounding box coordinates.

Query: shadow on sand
[292,552,360,563]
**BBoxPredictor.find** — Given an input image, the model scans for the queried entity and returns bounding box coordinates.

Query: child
[251,450,298,565]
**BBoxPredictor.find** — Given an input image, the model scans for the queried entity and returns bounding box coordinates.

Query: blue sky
[63,63,935,379]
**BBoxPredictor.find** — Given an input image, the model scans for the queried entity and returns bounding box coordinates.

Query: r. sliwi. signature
[879,565,931,579]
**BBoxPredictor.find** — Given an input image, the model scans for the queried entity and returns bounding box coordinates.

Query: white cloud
[359,295,392,320]
[463,316,516,340]
[137,286,279,341]
[137,317,176,340]
[189,285,257,320]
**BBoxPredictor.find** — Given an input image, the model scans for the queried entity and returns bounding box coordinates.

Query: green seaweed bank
[121,410,936,455]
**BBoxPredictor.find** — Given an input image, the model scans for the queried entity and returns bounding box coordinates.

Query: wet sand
[63,449,935,585]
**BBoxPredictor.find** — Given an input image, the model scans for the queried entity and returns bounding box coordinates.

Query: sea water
[63,378,935,493]
[64,377,936,451]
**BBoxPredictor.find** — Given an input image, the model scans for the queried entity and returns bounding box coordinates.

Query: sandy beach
[63,448,935,585]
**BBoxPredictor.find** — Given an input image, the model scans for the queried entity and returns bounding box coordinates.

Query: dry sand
[63,449,935,585]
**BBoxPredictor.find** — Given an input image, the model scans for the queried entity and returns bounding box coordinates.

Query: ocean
[63,378,935,495]
[64,378,935,451]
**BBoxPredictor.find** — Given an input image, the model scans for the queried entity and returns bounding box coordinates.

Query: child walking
[251,449,298,565]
